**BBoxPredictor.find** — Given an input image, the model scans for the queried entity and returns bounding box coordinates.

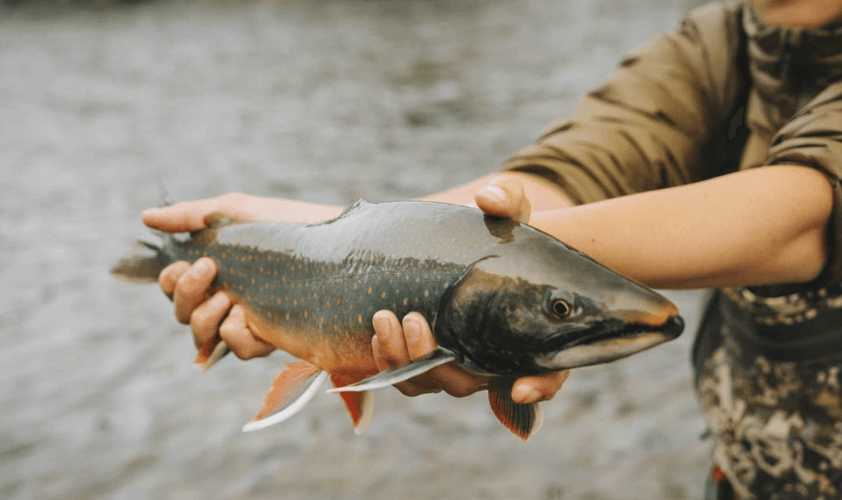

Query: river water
[1,0,709,498]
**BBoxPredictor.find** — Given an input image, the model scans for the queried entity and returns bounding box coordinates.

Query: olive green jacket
[504,0,842,283]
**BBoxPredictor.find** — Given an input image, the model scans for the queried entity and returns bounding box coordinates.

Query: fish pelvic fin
[193,338,230,372]
[326,348,456,393]
[242,362,326,433]
[110,240,171,283]
[488,377,543,441]
[330,374,374,435]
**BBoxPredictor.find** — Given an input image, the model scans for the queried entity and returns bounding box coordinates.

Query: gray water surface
[2,1,709,498]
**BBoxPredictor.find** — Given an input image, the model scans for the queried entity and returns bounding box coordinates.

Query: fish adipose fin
[488,378,543,441]
[327,348,456,393]
[330,375,374,435]
[242,362,327,433]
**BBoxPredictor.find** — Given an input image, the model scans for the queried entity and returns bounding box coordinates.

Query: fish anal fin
[487,378,543,441]
[330,374,374,435]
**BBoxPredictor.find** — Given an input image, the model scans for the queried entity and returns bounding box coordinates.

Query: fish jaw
[533,315,684,370]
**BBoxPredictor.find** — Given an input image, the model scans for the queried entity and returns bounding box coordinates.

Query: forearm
[188,172,574,227]
[530,165,834,289]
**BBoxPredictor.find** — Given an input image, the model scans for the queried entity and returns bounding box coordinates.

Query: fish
[112,199,684,440]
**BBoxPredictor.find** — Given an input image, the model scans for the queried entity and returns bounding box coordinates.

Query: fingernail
[372,314,391,337]
[404,317,421,345]
[195,257,213,273]
[480,185,508,205]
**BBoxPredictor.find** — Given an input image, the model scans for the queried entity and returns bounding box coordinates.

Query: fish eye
[551,299,572,319]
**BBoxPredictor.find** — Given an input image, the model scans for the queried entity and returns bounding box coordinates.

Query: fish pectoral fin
[326,348,456,393]
[193,338,230,372]
[487,378,543,441]
[330,375,374,435]
[242,362,327,433]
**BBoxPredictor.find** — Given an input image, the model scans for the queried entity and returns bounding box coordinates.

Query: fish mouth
[535,314,684,370]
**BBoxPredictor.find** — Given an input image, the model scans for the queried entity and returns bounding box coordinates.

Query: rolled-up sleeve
[503,1,746,205]
[765,84,842,281]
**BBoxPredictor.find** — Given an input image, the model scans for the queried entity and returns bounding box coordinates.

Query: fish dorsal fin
[242,362,326,432]
[487,378,543,440]
[312,198,371,226]
[330,374,374,435]
[327,348,456,393]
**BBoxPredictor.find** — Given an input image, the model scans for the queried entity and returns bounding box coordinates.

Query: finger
[142,194,257,233]
[475,175,532,223]
[159,261,191,299]
[402,312,437,360]
[220,305,274,359]
[371,310,411,370]
[511,370,571,404]
[399,313,487,397]
[173,257,217,324]
[142,200,218,233]
[189,291,232,349]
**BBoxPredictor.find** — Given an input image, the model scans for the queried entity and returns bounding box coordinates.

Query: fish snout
[616,299,683,338]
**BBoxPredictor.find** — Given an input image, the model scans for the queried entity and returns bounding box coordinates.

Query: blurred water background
[1,0,710,498]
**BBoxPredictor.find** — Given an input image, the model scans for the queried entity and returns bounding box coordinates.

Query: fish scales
[113,199,684,439]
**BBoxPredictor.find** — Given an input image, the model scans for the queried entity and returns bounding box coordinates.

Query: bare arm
[530,165,834,288]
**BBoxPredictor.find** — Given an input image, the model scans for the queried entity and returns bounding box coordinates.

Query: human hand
[371,175,571,403]
[142,193,342,362]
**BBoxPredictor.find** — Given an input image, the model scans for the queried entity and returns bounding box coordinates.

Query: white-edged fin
[488,378,543,440]
[195,341,230,372]
[353,391,374,435]
[327,348,455,394]
[330,374,375,435]
[242,369,328,433]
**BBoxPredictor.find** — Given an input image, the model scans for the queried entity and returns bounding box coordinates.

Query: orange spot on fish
[357,314,362,324]
[381,291,387,299]
[367,287,373,295]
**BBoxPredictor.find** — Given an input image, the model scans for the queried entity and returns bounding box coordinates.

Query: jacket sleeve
[765,84,842,282]
[503,1,747,205]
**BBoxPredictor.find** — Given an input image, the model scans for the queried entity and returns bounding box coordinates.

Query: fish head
[435,232,684,376]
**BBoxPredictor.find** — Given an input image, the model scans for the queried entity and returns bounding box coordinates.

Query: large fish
[113,200,683,439]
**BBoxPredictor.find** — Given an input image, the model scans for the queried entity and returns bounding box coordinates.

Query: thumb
[475,176,532,223]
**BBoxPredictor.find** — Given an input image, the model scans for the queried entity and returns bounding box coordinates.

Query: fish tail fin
[330,374,374,435]
[242,362,326,432]
[487,377,543,441]
[110,239,172,282]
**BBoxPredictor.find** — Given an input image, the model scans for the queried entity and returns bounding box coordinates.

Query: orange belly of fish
[243,305,380,381]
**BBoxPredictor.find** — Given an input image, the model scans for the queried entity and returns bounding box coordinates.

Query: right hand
[371,175,571,404]
[143,193,341,360]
